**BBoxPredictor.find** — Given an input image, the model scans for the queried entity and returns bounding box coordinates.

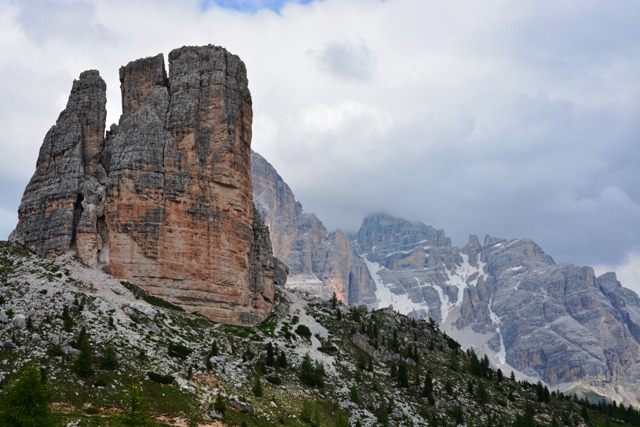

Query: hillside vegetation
[0,241,637,426]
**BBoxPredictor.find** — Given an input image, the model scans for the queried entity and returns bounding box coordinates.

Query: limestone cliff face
[251,151,374,304]
[12,45,283,325]
[350,214,640,404]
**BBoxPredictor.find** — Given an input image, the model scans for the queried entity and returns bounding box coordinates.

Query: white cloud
[0,0,638,273]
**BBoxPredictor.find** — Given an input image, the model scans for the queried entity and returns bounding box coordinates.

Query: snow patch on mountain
[363,258,416,315]
[488,295,506,365]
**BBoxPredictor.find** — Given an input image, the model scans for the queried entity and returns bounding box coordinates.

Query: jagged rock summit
[11,45,285,325]
[250,153,640,405]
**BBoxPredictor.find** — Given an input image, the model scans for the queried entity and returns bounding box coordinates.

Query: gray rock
[229,397,251,413]
[10,70,107,259]
[124,301,157,319]
[251,151,375,304]
[11,314,26,329]
[390,408,403,420]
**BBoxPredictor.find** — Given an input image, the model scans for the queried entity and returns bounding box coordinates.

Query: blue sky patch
[200,0,314,13]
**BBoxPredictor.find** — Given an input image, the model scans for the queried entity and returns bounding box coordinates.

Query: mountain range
[252,150,640,406]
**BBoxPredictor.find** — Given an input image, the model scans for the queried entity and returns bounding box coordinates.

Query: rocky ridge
[11,46,285,325]
[251,154,640,405]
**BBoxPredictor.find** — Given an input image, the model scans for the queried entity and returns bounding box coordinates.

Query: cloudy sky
[1,0,638,289]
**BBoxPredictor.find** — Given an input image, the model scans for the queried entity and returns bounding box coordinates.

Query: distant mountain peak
[252,151,640,405]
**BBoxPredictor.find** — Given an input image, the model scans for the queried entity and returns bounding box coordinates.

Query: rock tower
[11,45,285,325]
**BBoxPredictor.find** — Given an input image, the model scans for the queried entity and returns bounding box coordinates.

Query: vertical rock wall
[12,45,283,325]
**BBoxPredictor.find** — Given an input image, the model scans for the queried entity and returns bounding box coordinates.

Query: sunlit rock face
[12,45,284,325]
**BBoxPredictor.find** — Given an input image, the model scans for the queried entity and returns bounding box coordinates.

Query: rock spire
[12,45,285,325]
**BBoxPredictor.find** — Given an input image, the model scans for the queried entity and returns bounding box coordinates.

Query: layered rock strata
[12,45,284,325]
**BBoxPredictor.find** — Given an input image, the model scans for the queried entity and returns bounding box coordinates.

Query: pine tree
[277,349,288,368]
[422,370,435,404]
[74,327,93,378]
[397,361,409,388]
[0,364,54,427]
[62,305,73,332]
[253,375,264,397]
[117,384,151,426]
[480,354,491,378]
[391,329,400,352]
[213,393,226,416]
[476,381,489,405]
[299,353,316,386]
[313,361,326,387]
[210,340,219,356]
[265,342,275,367]
[449,351,459,371]
[357,351,367,370]
[349,384,360,405]
[100,343,119,370]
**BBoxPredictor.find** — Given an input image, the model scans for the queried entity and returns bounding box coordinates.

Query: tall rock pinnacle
[12,45,284,325]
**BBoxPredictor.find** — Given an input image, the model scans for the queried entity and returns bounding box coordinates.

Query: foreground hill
[0,241,637,426]
[252,152,640,406]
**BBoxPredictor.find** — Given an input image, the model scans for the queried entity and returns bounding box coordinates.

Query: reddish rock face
[12,45,284,325]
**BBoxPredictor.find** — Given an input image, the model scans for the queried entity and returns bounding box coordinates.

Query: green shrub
[120,281,185,312]
[295,324,312,341]
[265,374,282,385]
[84,406,100,415]
[47,344,64,357]
[168,342,192,359]
[147,371,174,385]
[94,373,109,387]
